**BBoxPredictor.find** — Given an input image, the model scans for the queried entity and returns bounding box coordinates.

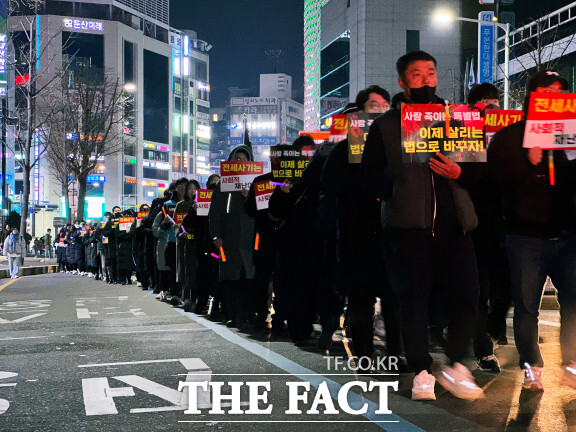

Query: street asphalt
[0,273,572,432]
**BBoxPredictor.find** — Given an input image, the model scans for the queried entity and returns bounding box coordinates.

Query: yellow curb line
[0,277,19,292]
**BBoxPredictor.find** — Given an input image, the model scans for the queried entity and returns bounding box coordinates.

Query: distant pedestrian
[3,227,26,279]
[44,229,53,259]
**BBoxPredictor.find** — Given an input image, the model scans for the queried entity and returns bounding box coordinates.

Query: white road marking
[0,372,17,380]
[79,359,182,368]
[76,309,98,319]
[105,328,209,335]
[0,310,48,314]
[82,377,132,415]
[0,313,47,324]
[0,336,51,341]
[0,383,17,387]
[540,320,561,328]
[0,399,9,415]
[114,375,182,406]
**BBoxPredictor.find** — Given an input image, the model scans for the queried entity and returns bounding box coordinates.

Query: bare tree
[497,10,576,108]
[8,0,72,233]
[47,65,128,221]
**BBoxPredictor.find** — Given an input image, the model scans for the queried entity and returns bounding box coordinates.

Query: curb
[0,265,60,279]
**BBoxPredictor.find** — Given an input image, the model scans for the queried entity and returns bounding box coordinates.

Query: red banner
[254,180,275,211]
[196,189,213,216]
[524,93,576,150]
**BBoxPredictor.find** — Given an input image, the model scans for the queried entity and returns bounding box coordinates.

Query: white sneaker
[412,370,436,400]
[438,362,485,400]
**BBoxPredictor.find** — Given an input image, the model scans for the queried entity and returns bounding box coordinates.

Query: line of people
[54,50,576,405]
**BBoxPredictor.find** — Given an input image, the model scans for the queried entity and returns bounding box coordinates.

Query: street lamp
[433,10,510,109]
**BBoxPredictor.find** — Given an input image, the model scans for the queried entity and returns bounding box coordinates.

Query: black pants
[384,230,479,374]
[160,242,177,295]
[179,239,198,302]
[474,236,511,357]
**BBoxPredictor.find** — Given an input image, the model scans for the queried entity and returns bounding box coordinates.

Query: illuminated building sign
[0,34,6,75]
[125,177,137,184]
[143,161,153,168]
[197,82,210,92]
[156,162,171,170]
[197,124,211,139]
[15,74,29,85]
[143,181,156,187]
[63,18,103,31]
[156,145,169,152]
[144,143,155,149]
[87,175,105,182]
[125,157,136,164]
[158,183,166,188]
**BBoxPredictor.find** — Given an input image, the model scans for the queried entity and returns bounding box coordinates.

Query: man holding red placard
[488,70,576,392]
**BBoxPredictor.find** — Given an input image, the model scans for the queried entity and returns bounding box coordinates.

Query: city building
[7,0,211,234]
[304,0,462,131]
[229,73,304,167]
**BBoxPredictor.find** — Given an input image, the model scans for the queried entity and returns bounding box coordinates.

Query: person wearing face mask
[321,86,403,369]
[362,51,483,401]
[487,70,576,392]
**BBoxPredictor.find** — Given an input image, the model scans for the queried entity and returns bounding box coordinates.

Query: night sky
[170,1,304,108]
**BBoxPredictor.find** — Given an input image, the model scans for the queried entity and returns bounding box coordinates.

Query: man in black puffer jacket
[362,51,483,401]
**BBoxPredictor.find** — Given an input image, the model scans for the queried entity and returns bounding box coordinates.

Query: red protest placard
[523,93,576,150]
[254,180,275,211]
[196,189,213,216]
[118,217,135,231]
[401,103,486,163]
[136,211,149,227]
[220,161,264,192]
[485,109,524,146]
[330,114,348,143]
[174,213,186,226]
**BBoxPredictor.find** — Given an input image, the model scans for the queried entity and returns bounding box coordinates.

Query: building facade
[229,74,304,168]
[7,0,211,233]
[304,0,462,130]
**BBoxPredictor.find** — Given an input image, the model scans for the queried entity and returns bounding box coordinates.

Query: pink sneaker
[438,362,484,400]
[412,370,436,401]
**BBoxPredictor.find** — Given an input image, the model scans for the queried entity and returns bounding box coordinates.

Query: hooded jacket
[361,92,479,234]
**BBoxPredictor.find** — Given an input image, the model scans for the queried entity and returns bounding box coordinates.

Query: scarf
[9,232,17,253]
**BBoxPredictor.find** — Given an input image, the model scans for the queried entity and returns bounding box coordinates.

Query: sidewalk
[0,256,59,278]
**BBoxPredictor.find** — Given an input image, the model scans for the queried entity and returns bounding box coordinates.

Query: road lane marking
[540,320,560,328]
[77,308,98,319]
[176,309,425,432]
[105,328,209,335]
[0,336,52,341]
[0,313,47,324]
[79,359,182,368]
[0,278,18,292]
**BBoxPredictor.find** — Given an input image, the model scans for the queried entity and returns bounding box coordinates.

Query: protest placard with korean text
[220,161,264,192]
[196,189,213,216]
[330,114,348,143]
[254,180,275,211]
[523,93,576,150]
[118,217,135,231]
[270,144,316,184]
[136,211,149,227]
[485,109,524,146]
[174,213,186,227]
[347,113,381,163]
[401,104,486,163]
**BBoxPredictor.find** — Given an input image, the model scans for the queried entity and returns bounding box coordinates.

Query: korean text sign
[523,93,576,150]
[330,114,348,143]
[347,113,381,164]
[270,144,316,184]
[118,217,135,231]
[254,180,275,211]
[220,161,264,192]
[485,109,524,146]
[196,189,213,216]
[136,211,149,227]
[401,103,486,163]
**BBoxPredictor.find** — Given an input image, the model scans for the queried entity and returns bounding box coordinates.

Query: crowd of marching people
[52,50,576,403]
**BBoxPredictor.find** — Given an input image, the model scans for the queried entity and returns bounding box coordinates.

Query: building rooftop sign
[231,97,278,106]
[63,18,103,32]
